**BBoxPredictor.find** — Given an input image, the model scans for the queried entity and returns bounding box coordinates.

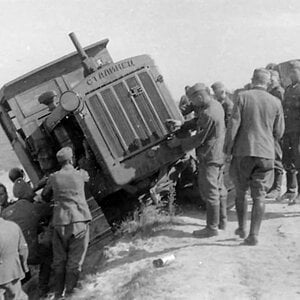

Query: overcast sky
[1,0,300,100]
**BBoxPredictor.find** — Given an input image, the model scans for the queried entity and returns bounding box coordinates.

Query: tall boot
[266,170,283,199]
[219,196,227,230]
[206,202,220,231]
[193,203,219,238]
[286,170,297,194]
[65,270,80,296]
[235,194,248,238]
[289,172,300,205]
[54,271,65,299]
[244,198,265,245]
[38,260,52,297]
[281,170,298,202]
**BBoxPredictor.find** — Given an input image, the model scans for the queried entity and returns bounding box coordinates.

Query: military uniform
[219,96,234,127]
[1,179,52,295]
[282,82,300,197]
[0,184,9,212]
[42,147,92,297]
[0,218,28,300]
[269,85,284,102]
[179,84,227,234]
[1,199,51,264]
[211,82,234,127]
[224,79,285,245]
[266,85,284,199]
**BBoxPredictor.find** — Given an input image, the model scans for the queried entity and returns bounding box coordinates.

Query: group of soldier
[0,147,91,299]
[167,60,300,245]
[1,60,300,299]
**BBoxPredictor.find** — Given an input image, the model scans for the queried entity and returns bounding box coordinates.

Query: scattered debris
[153,254,176,268]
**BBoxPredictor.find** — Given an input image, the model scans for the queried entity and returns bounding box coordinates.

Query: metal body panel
[0,36,183,197]
[72,55,184,186]
[0,39,111,102]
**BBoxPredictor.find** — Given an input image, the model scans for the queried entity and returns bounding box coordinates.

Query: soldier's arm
[223,96,242,155]
[273,105,285,141]
[180,117,198,131]
[35,201,53,219]
[41,176,53,202]
[79,169,90,182]
[180,114,214,152]
[18,226,29,273]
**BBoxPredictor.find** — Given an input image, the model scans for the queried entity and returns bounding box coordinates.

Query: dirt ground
[69,198,300,300]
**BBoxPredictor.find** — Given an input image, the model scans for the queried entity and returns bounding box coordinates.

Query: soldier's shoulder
[293,83,300,92]
[77,168,89,178]
[237,89,253,98]
[286,83,300,92]
[50,170,59,176]
[209,100,224,117]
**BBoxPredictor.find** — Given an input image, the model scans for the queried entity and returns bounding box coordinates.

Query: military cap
[38,90,57,105]
[252,68,271,83]
[13,178,34,200]
[289,60,300,70]
[211,81,225,91]
[56,146,73,163]
[186,83,208,98]
[266,63,277,70]
[9,167,24,182]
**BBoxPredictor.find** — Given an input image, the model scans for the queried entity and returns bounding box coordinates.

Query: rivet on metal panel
[147,149,155,158]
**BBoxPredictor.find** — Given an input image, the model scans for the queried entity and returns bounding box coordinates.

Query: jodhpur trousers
[52,222,90,274]
[198,161,227,230]
[0,279,28,300]
[282,132,300,193]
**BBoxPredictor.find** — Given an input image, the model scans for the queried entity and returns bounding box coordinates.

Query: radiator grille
[86,70,171,159]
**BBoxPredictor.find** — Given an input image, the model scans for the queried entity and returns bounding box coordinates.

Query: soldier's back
[283,83,300,133]
[0,218,25,285]
[1,199,50,262]
[49,165,91,225]
[233,88,282,159]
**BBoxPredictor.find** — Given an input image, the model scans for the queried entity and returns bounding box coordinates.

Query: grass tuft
[116,188,178,237]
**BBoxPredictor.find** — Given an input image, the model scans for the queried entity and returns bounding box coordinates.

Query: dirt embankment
[71,200,300,300]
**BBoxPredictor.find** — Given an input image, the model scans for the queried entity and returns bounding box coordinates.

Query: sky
[1,0,300,100]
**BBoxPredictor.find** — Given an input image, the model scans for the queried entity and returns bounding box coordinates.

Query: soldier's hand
[167,137,182,148]
[165,119,182,131]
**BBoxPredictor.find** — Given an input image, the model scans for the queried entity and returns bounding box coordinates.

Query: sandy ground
[68,198,300,300]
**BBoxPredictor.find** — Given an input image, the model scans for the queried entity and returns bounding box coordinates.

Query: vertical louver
[86,70,171,159]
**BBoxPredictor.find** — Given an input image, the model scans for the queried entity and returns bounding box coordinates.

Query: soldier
[281,60,300,205]
[0,183,10,212]
[42,147,92,298]
[224,68,284,246]
[1,178,52,296]
[178,86,193,118]
[266,70,285,200]
[167,83,227,237]
[211,81,234,127]
[8,167,25,183]
[0,216,29,300]
[268,70,284,101]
